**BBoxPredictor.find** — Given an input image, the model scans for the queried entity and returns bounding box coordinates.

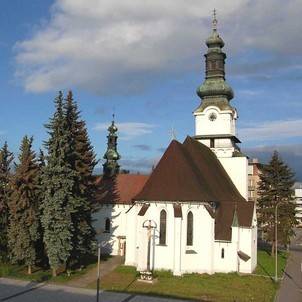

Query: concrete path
[275,229,302,302]
[0,278,192,302]
[66,256,123,288]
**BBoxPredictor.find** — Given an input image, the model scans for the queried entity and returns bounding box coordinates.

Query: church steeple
[103,115,120,178]
[196,10,234,112]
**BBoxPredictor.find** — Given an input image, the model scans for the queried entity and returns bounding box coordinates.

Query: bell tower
[194,11,248,199]
[103,115,120,178]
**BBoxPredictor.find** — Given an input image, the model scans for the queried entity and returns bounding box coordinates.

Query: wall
[93,204,131,255]
[125,202,216,275]
[195,106,236,137]
[219,156,248,200]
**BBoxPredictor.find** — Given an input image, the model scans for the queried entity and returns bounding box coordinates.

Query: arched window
[105,218,110,233]
[159,210,167,245]
[221,248,225,259]
[187,211,193,246]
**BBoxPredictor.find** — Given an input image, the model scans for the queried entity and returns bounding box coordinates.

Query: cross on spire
[212,8,217,31]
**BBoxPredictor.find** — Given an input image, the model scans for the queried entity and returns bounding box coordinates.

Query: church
[94,15,257,276]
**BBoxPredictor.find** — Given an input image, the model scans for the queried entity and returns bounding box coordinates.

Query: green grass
[85,249,287,302]
[255,249,288,279]
[88,266,277,302]
[0,257,100,284]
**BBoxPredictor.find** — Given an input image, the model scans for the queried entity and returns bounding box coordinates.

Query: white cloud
[14,0,302,95]
[239,119,302,142]
[93,122,156,140]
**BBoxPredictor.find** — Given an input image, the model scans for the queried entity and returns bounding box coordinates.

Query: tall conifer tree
[64,91,97,266]
[41,92,75,276]
[258,151,297,255]
[7,136,40,274]
[0,142,13,262]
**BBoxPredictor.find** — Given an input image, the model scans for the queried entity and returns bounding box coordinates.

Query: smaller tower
[103,115,120,178]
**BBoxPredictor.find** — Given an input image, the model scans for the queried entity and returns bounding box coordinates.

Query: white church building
[94,15,257,276]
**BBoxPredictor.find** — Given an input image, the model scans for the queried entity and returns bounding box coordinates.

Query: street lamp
[96,242,101,302]
[275,202,280,282]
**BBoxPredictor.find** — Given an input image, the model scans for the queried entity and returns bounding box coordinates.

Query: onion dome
[196,9,234,106]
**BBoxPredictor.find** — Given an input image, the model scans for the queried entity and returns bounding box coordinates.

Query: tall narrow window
[210,138,215,148]
[221,248,225,259]
[159,210,167,245]
[105,218,110,233]
[187,211,193,246]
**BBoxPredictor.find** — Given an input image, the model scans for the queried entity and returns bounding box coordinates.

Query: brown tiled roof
[95,174,149,205]
[134,136,255,241]
[135,137,245,203]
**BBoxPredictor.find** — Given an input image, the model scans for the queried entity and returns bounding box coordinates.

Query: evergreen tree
[35,150,47,266]
[0,142,14,262]
[41,92,75,276]
[7,136,40,274]
[64,91,97,266]
[258,151,296,255]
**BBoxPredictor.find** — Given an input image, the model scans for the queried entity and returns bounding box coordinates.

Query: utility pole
[96,242,101,302]
[275,202,280,282]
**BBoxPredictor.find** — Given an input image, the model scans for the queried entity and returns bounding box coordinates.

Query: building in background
[248,159,262,202]
[293,182,302,226]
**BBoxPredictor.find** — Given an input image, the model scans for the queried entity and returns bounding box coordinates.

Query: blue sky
[1,0,302,179]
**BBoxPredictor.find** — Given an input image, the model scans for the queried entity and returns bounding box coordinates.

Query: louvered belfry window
[159,210,167,245]
[187,211,193,246]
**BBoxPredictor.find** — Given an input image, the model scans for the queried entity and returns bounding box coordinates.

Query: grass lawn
[86,249,287,302]
[0,255,107,284]
[255,249,287,279]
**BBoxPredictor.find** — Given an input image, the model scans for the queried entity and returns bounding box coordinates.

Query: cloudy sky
[1,0,302,179]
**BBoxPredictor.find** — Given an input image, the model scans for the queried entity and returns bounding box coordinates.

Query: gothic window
[105,218,110,233]
[221,248,225,259]
[187,211,193,246]
[159,209,167,245]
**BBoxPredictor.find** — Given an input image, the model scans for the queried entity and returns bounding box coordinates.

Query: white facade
[93,204,131,256]
[194,104,248,200]
[194,106,237,137]
[219,157,248,199]
[124,202,257,275]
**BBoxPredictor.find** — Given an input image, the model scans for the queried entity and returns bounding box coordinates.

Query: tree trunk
[52,267,57,277]
[27,265,32,275]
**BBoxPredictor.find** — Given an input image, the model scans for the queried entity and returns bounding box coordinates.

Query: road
[0,278,192,302]
[275,228,302,302]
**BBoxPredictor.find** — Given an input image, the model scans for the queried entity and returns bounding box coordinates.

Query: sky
[1,0,302,179]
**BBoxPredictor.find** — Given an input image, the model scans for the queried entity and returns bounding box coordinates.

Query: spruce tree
[7,136,40,274]
[35,150,47,266]
[64,91,97,266]
[41,92,75,276]
[258,151,296,255]
[0,142,13,262]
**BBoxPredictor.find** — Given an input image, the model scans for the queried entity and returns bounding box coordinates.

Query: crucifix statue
[141,219,156,281]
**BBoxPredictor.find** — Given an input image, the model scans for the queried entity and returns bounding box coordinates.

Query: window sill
[156,244,168,247]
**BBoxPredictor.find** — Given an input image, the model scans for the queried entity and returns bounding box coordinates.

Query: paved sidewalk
[66,256,123,287]
[275,229,302,302]
[0,278,192,302]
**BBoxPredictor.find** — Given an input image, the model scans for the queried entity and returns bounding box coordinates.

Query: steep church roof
[134,136,254,241]
[135,136,245,203]
[95,174,149,205]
